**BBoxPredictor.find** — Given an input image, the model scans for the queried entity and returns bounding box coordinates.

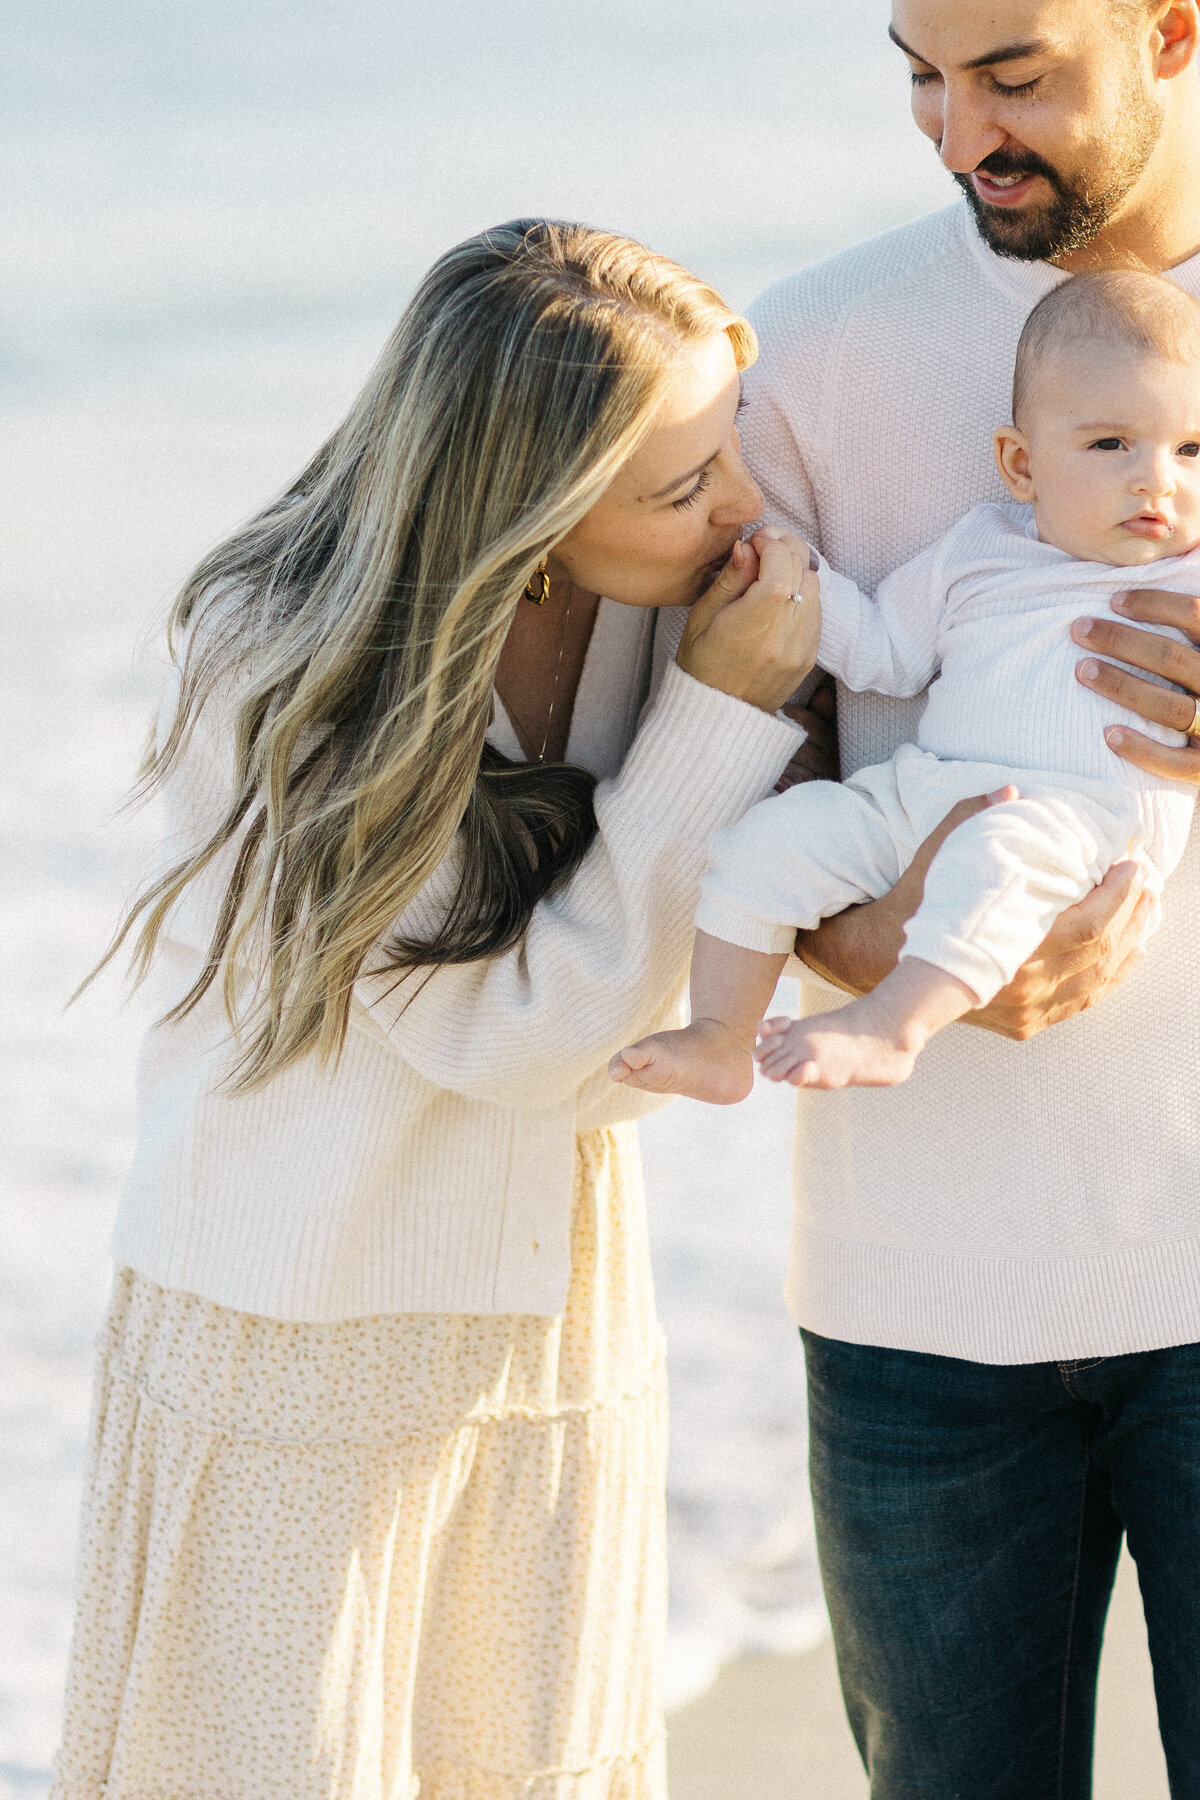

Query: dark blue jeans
[802,1329,1200,1799]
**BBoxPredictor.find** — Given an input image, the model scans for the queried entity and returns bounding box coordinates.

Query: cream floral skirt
[50,1125,667,1800]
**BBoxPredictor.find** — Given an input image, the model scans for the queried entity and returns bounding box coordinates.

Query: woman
[52,220,818,1800]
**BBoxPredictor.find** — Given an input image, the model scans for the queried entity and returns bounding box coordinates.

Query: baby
[611,270,1200,1100]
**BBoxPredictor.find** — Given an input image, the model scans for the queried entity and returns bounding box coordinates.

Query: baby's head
[995,271,1200,566]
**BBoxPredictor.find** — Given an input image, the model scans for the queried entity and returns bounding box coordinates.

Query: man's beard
[952,93,1162,262]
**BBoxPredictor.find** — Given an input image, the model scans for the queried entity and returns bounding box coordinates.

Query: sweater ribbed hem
[786,1229,1200,1364]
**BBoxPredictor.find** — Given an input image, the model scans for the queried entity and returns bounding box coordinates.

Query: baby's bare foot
[609,1018,754,1104]
[754,1004,921,1090]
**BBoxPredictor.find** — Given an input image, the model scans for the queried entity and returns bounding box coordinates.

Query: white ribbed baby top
[697,504,1200,1009]
[741,201,1200,1363]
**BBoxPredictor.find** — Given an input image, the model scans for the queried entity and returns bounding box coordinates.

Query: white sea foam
[0,1,953,1784]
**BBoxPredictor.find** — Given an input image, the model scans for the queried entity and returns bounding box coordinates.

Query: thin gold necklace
[506,583,574,764]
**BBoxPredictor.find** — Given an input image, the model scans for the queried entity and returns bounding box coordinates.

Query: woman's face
[551,330,764,609]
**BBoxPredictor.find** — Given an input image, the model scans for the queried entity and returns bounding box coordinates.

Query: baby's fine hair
[1012,270,1200,427]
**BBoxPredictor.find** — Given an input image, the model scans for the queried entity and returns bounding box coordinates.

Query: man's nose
[936,89,1008,175]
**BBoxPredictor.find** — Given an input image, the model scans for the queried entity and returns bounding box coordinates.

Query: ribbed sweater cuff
[814,560,866,687]
[617,661,802,832]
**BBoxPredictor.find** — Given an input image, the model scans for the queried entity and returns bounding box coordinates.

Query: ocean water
[0,1,954,1787]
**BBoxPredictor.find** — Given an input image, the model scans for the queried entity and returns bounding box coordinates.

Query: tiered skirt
[51,1124,668,1800]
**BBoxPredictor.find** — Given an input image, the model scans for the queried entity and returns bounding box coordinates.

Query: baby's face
[995,344,1200,566]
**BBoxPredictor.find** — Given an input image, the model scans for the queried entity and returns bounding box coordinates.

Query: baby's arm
[815,539,949,697]
[610,933,789,1104]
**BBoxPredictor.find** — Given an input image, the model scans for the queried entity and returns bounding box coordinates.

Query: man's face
[890,0,1163,261]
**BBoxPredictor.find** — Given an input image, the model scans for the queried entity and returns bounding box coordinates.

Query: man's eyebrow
[647,452,717,501]
[887,23,1050,72]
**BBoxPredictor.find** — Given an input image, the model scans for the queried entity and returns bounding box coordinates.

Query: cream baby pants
[695,743,1151,1006]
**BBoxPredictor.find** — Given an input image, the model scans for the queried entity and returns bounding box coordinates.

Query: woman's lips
[971,170,1039,208]
[1122,514,1172,540]
[701,542,739,579]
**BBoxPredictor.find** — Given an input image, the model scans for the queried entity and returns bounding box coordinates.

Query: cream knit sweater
[111,600,801,1320]
[742,201,1200,1362]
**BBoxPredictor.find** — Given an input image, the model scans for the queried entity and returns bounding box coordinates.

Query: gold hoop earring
[524,562,550,606]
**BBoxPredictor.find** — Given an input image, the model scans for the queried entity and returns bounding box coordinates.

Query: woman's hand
[1072,588,1200,779]
[797,791,1153,1039]
[678,530,820,714]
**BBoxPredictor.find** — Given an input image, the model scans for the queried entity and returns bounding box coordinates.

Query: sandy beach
[668,1546,1168,1798]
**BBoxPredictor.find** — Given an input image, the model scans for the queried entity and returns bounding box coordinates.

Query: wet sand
[667,1546,1168,1798]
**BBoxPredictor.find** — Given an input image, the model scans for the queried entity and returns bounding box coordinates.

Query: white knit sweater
[741,201,1200,1362]
[111,600,801,1320]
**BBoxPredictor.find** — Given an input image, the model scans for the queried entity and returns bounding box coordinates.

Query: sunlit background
[1,5,954,1792]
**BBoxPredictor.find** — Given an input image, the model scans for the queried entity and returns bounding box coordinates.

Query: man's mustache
[955,146,1064,190]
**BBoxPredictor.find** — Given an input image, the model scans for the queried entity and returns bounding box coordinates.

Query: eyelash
[1087,440,1200,457]
[673,466,713,511]
[909,71,1041,96]
[672,392,745,510]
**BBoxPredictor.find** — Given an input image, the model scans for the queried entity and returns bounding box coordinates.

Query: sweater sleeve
[354,661,801,1108]
[815,539,947,697]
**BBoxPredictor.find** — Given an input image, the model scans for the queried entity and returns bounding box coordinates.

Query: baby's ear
[994,425,1035,502]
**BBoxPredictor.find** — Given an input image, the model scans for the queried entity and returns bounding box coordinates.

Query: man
[740,2,1200,1792]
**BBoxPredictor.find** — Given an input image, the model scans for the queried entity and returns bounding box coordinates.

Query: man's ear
[1151,0,1199,80]
[994,425,1036,501]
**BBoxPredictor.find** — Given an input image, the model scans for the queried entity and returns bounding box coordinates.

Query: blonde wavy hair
[99,219,755,1087]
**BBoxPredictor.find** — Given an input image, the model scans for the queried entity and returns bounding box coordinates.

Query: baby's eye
[1180,442,1200,458]
[1088,437,1125,451]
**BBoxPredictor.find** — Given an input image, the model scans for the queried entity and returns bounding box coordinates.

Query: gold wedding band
[1187,695,1200,738]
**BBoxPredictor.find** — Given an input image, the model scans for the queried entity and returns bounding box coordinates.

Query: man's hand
[966,860,1149,1039]
[796,791,1153,1040]
[1073,589,1200,779]
[776,676,840,790]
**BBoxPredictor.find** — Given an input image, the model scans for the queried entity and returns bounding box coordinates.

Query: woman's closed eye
[672,465,714,510]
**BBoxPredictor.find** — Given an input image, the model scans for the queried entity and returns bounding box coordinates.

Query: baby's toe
[789,1060,823,1088]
